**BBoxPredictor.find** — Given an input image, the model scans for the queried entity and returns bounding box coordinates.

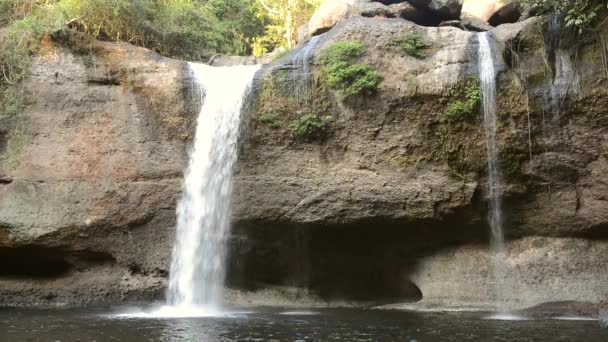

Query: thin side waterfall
[162,62,260,316]
[543,15,580,122]
[292,36,321,104]
[478,32,509,315]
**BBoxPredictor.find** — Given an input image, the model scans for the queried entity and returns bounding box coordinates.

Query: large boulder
[301,0,356,41]
[461,0,506,22]
[488,0,522,26]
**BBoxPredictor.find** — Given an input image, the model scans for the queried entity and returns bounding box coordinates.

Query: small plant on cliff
[443,79,481,122]
[318,41,382,100]
[394,33,427,59]
[259,112,281,129]
[289,113,333,141]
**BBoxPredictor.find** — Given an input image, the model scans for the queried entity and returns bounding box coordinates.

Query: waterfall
[163,62,260,315]
[478,32,509,314]
[543,15,580,122]
[291,36,321,104]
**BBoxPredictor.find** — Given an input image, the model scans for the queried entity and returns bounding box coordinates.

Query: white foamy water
[484,313,528,321]
[479,32,509,313]
[278,311,320,316]
[552,316,597,321]
[160,62,260,316]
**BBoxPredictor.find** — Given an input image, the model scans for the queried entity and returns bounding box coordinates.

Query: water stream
[160,62,260,316]
[291,35,321,104]
[478,32,509,315]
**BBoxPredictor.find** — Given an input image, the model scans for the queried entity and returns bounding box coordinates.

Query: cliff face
[0,32,194,305]
[0,16,606,309]
[231,17,608,308]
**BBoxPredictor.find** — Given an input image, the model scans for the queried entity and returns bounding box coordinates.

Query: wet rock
[0,174,11,184]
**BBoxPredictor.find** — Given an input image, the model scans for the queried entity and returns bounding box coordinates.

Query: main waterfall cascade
[478,32,514,317]
[161,62,260,316]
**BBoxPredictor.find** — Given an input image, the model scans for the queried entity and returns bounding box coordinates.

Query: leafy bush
[289,113,333,141]
[443,80,481,122]
[259,112,281,129]
[523,0,608,33]
[394,33,426,59]
[318,41,382,99]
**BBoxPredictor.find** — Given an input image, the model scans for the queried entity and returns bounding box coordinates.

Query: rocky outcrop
[461,0,507,22]
[0,31,193,306]
[232,16,608,309]
[304,0,356,40]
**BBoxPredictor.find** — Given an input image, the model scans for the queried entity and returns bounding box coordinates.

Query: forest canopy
[0,0,320,86]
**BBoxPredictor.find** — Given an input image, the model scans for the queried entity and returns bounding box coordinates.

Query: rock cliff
[0,14,606,310]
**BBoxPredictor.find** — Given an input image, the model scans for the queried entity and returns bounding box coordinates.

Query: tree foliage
[253,0,321,54]
[523,0,608,32]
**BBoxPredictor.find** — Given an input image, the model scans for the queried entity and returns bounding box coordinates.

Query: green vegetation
[0,0,324,87]
[251,0,322,55]
[394,33,427,59]
[318,41,382,100]
[289,113,333,141]
[259,112,281,129]
[443,79,481,122]
[1,128,24,171]
[523,0,608,33]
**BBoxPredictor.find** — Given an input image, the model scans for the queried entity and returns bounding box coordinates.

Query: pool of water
[0,307,605,341]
